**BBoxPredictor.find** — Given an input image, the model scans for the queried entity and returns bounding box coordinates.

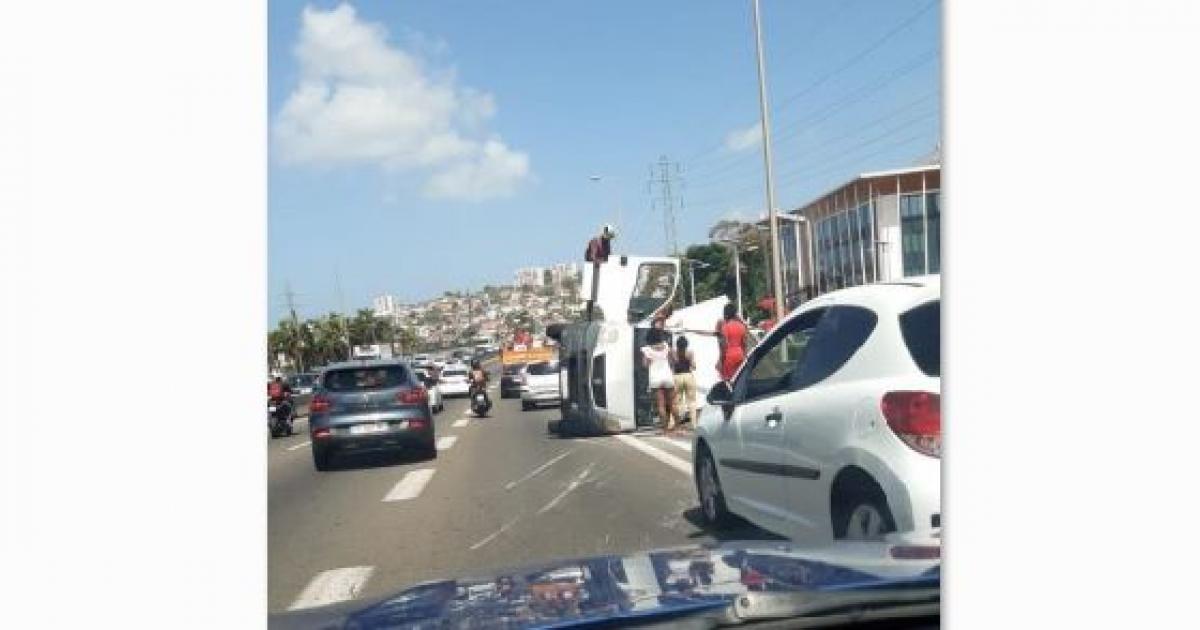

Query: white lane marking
[614,434,692,476]
[504,449,574,491]
[382,468,436,502]
[436,436,458,451]
[537,462,596,515]
[650,436,693,453]
[451,418,470,428]
[469,516,521,551]
[286,440,312,451]
[288,566,374,611]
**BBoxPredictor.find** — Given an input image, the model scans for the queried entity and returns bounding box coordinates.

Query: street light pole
[732,244,744,320]
[752,0,786,324]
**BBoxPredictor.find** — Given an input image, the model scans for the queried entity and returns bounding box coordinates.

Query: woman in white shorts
[641,326,677,431]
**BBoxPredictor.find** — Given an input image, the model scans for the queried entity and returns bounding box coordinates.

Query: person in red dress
[715,303,750,381]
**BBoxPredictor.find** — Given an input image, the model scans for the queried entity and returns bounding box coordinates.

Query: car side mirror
[707,381,735,408]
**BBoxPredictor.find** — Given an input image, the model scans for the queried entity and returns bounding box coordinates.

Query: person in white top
[641,323,677,432]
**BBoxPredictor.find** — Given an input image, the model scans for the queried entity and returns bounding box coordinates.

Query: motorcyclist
[468,360,490,407]
[268,376,294,422]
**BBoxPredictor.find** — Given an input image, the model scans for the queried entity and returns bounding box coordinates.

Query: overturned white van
[547,255,730,436]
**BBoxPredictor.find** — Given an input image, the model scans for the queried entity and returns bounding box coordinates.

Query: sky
[268,0,941,324]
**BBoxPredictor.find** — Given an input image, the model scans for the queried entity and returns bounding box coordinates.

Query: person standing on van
[641,327,677,432]
[716,303,750,382]
[671,336,697,431]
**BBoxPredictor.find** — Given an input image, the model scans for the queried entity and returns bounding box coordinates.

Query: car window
[322,366,410,392]
[899,299,940,377]
[442,368,467,377]
[792,305,878,389]
[738,308,826,401]
[526,361,559,375]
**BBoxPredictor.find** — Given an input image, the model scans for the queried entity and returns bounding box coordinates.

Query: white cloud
[273,3,530,201]
[724,122,762,152]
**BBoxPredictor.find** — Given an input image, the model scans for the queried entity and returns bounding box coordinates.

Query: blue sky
[268,0,941,323]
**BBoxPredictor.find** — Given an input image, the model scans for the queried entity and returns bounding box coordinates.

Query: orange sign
[501,347,556,365]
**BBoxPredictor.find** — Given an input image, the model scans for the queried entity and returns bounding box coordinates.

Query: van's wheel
[832,481,896,540]
[696,447,734,528]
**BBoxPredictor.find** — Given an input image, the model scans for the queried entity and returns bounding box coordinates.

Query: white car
[694,276,940,544]
[413,368,444,413]
[438,365,471,397]
[520,360,561,410]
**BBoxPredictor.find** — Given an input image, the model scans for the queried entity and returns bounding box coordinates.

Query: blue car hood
[271,540,939,629]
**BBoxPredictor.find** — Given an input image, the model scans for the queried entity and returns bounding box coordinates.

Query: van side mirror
[707,381,735,408]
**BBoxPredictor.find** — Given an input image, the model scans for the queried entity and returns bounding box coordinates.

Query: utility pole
[752,0,786,323]
[648,155,682,256]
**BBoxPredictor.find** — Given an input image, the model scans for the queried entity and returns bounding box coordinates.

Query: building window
[900,193,926,276]
[858,202,875,283]
[926,192,940,274]
[847,208,862,286]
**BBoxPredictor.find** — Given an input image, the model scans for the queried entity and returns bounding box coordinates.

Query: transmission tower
[648,155,682,255]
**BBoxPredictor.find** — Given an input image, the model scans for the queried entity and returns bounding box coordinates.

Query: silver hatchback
[308,360,436,471]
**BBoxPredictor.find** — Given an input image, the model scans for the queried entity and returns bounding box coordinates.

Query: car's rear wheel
[696,447,734,528]
[420,438,437,461]
[832,481,896,541]
[521,400,533,411]
[312,445,332,471]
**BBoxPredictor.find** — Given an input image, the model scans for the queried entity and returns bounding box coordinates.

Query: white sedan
[438,365,471,397]
[520,360,561,410]
[694,276,940,543]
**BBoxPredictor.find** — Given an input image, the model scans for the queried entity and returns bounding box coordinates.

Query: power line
[687,46,939,180]
[684,0,938,172]
[686,89,940,190]
[685,108,939,213]
[678,0,858,166]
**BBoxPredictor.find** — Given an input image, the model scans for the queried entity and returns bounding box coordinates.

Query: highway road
[267,380,778,613]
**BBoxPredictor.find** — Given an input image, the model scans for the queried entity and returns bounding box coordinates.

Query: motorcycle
[268,397,295,438]
[469,384,492,417]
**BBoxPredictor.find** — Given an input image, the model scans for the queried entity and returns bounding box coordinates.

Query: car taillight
[881,391,941,458]
[310,395,331,413]
[398,387,428,405]
[312,427,332,439]
[408,419,428,430]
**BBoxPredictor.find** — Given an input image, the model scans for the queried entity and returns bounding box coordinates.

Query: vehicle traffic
[437,365,471,397]
[694,277,941,543]
[500,363,527,399]
[307,360,437,471]
[520,360,561,410]
[413,367,444,414]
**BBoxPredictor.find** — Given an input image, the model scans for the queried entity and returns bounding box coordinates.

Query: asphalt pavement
[267,382,778,614]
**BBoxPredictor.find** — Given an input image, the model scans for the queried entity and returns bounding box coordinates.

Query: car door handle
[765,408,783,428]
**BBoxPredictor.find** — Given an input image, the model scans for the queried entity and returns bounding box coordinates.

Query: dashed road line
[505,449,575,491]
[451,417,470,428]
[436,436,458,451]
[286,440,312,451]
[614,434,692,476]
[382,468,436,502]
[288,566,374,611]
[469,516,521,551]
[537,462,596,515]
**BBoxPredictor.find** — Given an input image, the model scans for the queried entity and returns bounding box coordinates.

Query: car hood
[270,537,939,629]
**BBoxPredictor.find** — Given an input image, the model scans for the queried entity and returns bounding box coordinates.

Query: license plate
[350,422,388,435]
[268,406,277,413]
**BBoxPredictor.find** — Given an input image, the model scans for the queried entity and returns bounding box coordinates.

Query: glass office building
[764,164,941,309]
